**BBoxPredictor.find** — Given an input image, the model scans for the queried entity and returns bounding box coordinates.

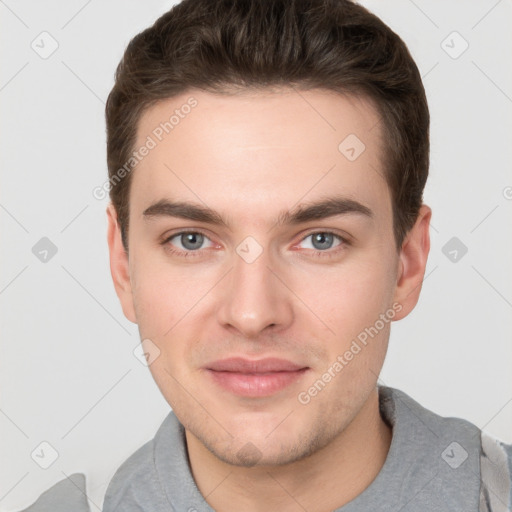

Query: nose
[216,242,294,338]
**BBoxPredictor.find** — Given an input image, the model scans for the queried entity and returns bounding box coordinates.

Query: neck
[185,387,392,512]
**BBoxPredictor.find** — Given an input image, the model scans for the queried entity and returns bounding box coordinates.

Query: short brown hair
[105,0,429,252]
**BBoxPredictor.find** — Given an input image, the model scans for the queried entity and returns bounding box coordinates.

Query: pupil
[183,233,203,250]
[313,233,332,250]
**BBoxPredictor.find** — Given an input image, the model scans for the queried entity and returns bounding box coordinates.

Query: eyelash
[160,229,350,260]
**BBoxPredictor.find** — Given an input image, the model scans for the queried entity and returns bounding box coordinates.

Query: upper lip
[205,357,307,373]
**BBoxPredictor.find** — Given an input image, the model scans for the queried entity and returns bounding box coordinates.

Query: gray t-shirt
[102,386,512,511]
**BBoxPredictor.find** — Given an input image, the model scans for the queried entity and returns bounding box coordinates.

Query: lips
[204,357,309,397]
[206,357,306,373]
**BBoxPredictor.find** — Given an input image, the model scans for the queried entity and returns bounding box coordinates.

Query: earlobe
[106,203,137,324]
[392,204,432,321]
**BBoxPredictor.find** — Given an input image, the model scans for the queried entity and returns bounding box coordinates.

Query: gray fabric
[20,473,90,512]
[102,386,512,511]
[480,431,512,511]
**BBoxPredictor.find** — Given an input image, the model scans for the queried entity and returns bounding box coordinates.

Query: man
[102,0,512,510]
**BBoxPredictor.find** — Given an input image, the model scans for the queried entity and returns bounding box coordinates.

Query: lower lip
[205,368,309,397]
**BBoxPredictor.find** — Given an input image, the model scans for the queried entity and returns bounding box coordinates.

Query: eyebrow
[142,195,373,229]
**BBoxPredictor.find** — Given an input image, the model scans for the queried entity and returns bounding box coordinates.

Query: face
[107,88,430,467]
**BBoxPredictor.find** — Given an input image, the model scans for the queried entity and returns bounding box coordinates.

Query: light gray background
[1,0,511,510]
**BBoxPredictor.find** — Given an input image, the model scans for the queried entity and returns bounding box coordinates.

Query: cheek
[297,257,395,339]
[296,263,394,407]
[132,280,173,338]
[130,251,209,337]
[129,253,209,388]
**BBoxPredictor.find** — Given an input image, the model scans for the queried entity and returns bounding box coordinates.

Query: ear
[392,204,432,321]
[106,203,137,324]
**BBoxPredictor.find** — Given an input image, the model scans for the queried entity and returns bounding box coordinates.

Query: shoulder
[102,414,176,512]
[102,438,161,512]
[479,430,512,512]
[381,386,512,511]
[381,386,483,441]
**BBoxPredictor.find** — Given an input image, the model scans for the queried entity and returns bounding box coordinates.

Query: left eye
[298,232,343,251]
[166,232,214,251]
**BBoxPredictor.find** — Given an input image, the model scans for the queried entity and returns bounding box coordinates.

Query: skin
[107,88,431,511]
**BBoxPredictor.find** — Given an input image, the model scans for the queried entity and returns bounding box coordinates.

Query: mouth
[204,357,310,397]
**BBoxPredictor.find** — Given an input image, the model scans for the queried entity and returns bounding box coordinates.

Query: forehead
[129,88,390,224]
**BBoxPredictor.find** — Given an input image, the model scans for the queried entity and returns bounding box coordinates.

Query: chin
[191,416,334,469]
